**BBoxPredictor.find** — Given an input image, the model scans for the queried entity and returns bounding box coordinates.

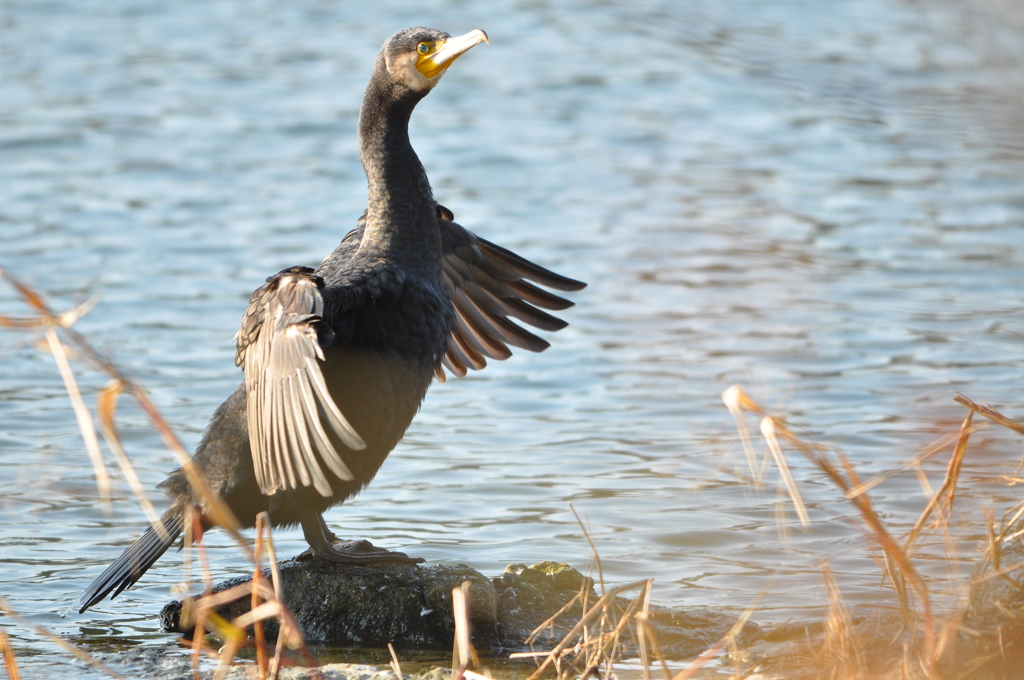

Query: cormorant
[68,27,585,615]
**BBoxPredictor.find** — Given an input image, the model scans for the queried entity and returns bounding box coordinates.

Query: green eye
[417,43,430,54]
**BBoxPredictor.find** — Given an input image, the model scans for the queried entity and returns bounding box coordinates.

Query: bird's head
[379,27,489,94]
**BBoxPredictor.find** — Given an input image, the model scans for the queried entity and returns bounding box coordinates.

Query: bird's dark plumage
[68,27,585,616]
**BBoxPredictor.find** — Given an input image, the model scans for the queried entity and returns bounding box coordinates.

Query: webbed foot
[300,538,424,564]
[300,512,423,564]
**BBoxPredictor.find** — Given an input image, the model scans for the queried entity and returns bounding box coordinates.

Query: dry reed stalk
[1,272,198,676]
[452,581,476,680]
[595,584,648,677]
[846,424,986,501]
[974,510,1024,601]
[723,386,938,666]
[180,520,313,679]
[956,395,1024,551]
[0,629,20,680]
[840,444,935,664]
[43,326,113,510]
[880,549,912,624]
[569,503,605,597]
[820,561,867,679]
[0,267,242,537]
[261,510,292,680]
[1,270,317,675]
[523,579,650,680]
[672,594,761,680]
[722,384,765,484]
[96,380,166,537]
[229,514,320,680]
[251,513,270,679]
[636,612,672,680]
[518,503,687,680]
[460,672,492,680]
[760,416,809,526]
[728,384,1024,678]
[190,510,215,680]
[636,580,672,680]
[253,518,319,679]
[522,583,587,649]
[995,499,1024,543]
[902,412,974,557]
[572,502,653,678]
[954,394,1024,440]
[933,607,967,672]
[563,584,637,680]
[387,643,403,680]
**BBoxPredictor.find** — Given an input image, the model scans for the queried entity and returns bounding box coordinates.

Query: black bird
[68,28,585,615]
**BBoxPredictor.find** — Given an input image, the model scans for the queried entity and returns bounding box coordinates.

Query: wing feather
[476,238,587,291]
[452,290,513,360]
[442,351,468,379]
[239,267,364,497]
[449,327,487,371]
[504,279,576,311]
[295,369,350,481]
[436,209,585,382]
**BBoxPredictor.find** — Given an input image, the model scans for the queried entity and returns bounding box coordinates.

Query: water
[2,0,1024,676]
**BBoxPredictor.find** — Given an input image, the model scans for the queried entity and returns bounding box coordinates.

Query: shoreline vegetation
[3,267,1024,679]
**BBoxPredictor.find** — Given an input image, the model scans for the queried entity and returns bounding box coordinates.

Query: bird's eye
[417,43,430,54]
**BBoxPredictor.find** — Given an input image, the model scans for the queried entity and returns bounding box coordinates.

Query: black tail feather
[65,509,185,616]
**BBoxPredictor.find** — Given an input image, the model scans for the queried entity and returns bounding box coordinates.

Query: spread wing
[235,266,365,497]
[436,204,587,382]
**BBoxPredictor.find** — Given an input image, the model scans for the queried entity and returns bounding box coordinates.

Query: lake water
[2,0,1024,676]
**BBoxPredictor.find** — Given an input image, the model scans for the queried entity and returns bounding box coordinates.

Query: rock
[424,563,498,642]
[163,558,497,649]
[162,559,760,659]
[493,561,595,645]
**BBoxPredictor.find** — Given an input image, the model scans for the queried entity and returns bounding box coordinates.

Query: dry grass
[722,384,1024,680]
[500,504,762,680]
[0,629,18,680]
[0,267,317,677]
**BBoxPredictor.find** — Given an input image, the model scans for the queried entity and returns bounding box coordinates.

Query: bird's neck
[357,80,441,269]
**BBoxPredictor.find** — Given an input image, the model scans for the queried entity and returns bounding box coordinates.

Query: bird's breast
[332,278,454,365]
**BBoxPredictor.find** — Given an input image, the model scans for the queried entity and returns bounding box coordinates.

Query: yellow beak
[417,29,489,79]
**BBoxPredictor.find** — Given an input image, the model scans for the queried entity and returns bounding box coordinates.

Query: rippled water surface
[3,0,1024,676]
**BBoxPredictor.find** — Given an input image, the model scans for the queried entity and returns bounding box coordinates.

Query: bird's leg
[313,513,339,542]
[299,512,424,564]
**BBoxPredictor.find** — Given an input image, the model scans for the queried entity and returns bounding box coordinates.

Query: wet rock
[162,559,760,659]
[423,563,499,642]
[162,558,497,649]
[493,561,594,645]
